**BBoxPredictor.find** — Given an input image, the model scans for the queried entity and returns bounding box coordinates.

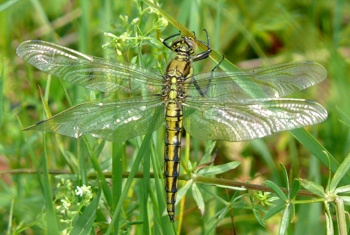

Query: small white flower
[61,198,71,209]
[131,18,140,25]
[75,185,92,197]
[76,186,84,197]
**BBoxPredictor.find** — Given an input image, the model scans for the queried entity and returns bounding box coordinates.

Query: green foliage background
[0,0,350,234]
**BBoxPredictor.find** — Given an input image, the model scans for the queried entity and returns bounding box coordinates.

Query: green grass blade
[106,108,162,235]
[35,76,59,234]
[141,137,151,231]
[29,0,53,37]
[7,198,14,234]
[77,140,87,185]
[112,141,123,233]
[83,138,112,207]
[106,147,144,234]
[150,142,176,234]
[291,128,350,183]
[0,0,21,11]
[41,137,59,234]
[71,190,101,234]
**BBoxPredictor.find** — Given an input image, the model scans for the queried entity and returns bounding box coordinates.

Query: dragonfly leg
[192,29,212,62]
[192,54,225,97]
[211,54,225,72]
[162,31,181,50]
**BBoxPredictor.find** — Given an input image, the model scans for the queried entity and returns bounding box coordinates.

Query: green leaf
[330,152,350,191]
[187,160,193,171]
[340,196,350,205]
[192,183,205,216]
[265,180,287,201]
[253,208,265,227]
[292,129,350,183]
[280,164,290,195]
[290,180,301,199]
[335,185,350,194]
[199,161,240,175]
[175,179,193,203]
[264,203,286,220]
[279,204,291,235]
[71,190,101,235]
[298,178,325,197]
[198,141,217,165]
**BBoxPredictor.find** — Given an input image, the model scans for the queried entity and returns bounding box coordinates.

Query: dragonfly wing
[183,98,327,142]
[187,61,327,100]
[25,98,164,142]
[16,40,163,93]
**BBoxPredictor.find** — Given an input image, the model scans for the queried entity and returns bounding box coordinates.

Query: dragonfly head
[171,36,197,55]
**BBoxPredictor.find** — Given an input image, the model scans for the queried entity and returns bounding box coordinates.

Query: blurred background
[0,0,349,234]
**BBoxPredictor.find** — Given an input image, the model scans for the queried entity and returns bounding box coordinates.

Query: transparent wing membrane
[184,98,327,142]
[186,61,327,100]
[16,40,163,94]
[25,98,164,142]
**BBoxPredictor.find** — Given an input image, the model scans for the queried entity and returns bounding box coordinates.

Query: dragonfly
[16,30,327,221]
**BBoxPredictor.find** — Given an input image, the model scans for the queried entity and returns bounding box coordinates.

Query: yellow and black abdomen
[162,56,192,221]
[164,101,183,221]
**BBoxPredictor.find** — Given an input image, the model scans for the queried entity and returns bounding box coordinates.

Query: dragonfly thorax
[162,54,194,103]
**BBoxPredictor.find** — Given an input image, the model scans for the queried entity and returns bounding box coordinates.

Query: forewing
[25,98,164,142]
[16,40,163,93]
[183,98,327,142]
[187,61,327,100]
